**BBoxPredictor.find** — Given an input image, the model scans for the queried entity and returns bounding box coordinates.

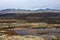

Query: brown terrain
[0,12,60,40]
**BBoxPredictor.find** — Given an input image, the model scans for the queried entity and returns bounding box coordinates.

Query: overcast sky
[0,0,60,10]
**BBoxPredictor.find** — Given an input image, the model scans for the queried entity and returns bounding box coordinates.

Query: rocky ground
[0,34,59,40]
[0,28,60,40]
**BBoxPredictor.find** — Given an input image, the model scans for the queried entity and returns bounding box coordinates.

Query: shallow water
[15,28,60,36]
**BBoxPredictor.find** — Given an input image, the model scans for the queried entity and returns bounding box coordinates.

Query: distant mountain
[35,8,60,12]
[0,8,60,13]
[0,8,60,24]
[0,9,35,13]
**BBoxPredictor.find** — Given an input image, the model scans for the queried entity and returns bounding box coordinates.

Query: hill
[0,9,60,24]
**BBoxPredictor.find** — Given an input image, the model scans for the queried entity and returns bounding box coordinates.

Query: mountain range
[0,8,60,13]
[0,8,60,24]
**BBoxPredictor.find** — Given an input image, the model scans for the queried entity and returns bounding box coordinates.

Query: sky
[0,0,60,10]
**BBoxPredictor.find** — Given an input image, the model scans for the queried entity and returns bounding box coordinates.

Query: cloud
[0,0,60,9]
